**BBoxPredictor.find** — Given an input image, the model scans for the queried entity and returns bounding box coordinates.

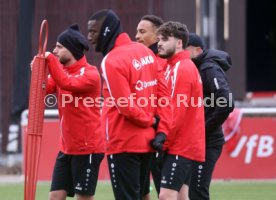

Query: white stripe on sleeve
[80,67,85,76]
[101,54,120,112]
[171,61,181,98]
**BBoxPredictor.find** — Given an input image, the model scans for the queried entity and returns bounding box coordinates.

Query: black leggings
[189,145,223,200]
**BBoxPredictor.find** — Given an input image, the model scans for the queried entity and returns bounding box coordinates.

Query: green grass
[210,181,276,200]
[0,181,275,200]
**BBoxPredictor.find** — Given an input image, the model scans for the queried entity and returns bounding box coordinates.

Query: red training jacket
[164,50,205,162]
[101,33,172,155]
[46,54,105,155]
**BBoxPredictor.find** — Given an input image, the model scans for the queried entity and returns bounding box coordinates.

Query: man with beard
[44,24,105,200]
[87,10,172,200]
[157,22,205,200]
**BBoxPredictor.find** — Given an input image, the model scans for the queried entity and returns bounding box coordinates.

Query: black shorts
[143,151,166,196]
[160,154,193,192]
[107,152,153,200]
[50,151,104,197]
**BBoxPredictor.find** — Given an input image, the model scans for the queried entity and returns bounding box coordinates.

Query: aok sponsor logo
[135,79,158,91]
[230,134,274,164]
[132,55,154,70]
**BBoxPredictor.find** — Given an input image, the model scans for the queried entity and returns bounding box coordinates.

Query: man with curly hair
[157,22,205,200]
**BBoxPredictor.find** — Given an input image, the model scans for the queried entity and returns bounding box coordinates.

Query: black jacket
[193,49,235,147]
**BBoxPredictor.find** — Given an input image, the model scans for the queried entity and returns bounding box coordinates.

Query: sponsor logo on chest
[132,55,154,70]
[135,79,158,91]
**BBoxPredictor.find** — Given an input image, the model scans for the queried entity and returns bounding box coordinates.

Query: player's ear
[177,39,183,49]
[196,47,203,54]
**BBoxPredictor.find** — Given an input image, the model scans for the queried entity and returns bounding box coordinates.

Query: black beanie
[188,33,205,50]
[57,24,89,60]
[90,9,123,56]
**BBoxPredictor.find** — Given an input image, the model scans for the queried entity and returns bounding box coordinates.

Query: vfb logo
[230,134,274,164]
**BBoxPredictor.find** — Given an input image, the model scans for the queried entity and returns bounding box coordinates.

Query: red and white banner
[214,117,276,179]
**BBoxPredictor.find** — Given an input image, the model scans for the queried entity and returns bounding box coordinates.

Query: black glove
[151,132,166,151]
[152,115,160,131]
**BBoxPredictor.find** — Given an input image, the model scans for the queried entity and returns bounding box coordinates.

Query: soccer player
[87,9,172,200]
[45,24,105,200]
[157,22,205,200]
[136,14,167,200]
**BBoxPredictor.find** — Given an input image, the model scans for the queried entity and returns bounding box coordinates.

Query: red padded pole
[24,19,48,200]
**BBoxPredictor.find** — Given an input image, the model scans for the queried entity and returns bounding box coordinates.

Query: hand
[45,51,51,58]
[151,132,166,151]
[152,115,160,131]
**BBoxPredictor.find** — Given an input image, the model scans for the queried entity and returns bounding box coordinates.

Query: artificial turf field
[0,181,276,200]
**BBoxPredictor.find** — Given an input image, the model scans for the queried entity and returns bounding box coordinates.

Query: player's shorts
[143,151,166,196]
[160,154,193,192]
[50,151,104,197]
[107,152,153,200]
[143,170,151,196]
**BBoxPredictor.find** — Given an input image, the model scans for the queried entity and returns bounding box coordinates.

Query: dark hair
[140,15,164,28]
[157,21,189,48]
